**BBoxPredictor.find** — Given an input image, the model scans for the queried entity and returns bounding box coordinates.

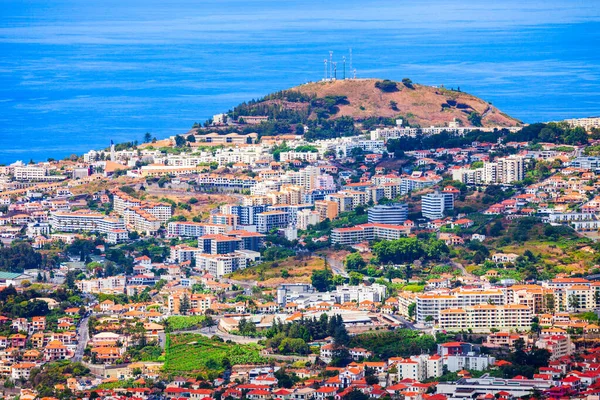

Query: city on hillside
[1,84,600,400]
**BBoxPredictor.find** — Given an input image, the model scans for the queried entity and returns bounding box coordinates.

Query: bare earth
[294,79,522,127]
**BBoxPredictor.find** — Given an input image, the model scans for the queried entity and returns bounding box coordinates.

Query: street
[73,314,90,362]
[326,255,349,278]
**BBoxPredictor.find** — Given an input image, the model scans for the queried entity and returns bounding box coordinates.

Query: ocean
[1,0,599,163]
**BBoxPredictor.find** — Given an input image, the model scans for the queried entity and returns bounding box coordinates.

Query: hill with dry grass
[292,79,521,128]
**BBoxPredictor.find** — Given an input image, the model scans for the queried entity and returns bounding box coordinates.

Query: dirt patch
[228,256,327,287]
[294,79,521,127]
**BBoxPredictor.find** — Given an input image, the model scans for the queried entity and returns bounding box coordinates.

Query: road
[222,277,256,295]
[451,261,475,279]
[73,314,90,362]
[326,255,349,278]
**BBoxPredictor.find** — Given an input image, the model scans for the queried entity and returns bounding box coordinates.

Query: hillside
[292,79,521,127]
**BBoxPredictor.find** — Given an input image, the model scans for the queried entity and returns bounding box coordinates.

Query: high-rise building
[368,203,408,225]
[421,191,454,219]
[483,156,524,184]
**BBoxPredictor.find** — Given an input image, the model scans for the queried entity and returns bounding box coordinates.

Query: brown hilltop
[292,78,522,128]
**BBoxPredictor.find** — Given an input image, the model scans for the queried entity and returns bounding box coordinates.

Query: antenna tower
[324,59,328,80]
[349,48,353,78]
[332,62,337,80]
[329,51,333,80]
[342,56,346,79]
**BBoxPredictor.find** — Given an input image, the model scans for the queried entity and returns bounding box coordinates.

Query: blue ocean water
[1,0,599,163]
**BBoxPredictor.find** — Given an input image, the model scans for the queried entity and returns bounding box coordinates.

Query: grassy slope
[227,255,327,287]
[293,79,522,127]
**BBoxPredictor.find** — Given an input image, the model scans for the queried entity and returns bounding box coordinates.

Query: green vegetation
[263,246,295,262]
[401,78,414,89]
[468,111,482,127]
[164,334,265,378]
[506,122,588,145]
[372,237,449,265]
[0,242,42,272]
[311,268,341,292]
[294,145,318,153]
[490,338,550,379]
[375,80,399,92]
[265,314,349,355]
[349,329,449,359]
[345,253,367,271]
[164,315,210,332]
[29,360,90,398]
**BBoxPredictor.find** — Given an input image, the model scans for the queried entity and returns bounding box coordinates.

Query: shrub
[375,80,398,92]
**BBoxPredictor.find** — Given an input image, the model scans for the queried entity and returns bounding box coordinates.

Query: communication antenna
[324,59,328,80]
[349,48,353,78]
[332,62,337,80]
[343,56,346,80]
[329,51,333,80]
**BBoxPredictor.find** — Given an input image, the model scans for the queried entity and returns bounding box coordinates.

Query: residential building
[367,203,408,225]
[331,223,410,245]
[421,191,454,219]
[438,304,532,333]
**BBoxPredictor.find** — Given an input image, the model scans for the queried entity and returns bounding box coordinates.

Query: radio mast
[349,48,353,78]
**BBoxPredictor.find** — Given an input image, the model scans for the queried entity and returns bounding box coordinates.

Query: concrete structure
[331,223,410,245]
[438,304,532,332]
[256,211,289,233]
[367,203,408,225]
[49,211,125,234]
[421,191,454,219]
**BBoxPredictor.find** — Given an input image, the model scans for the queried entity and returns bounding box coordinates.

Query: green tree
[349,272,364,285]
[401,78,414,89]
[174,135,186,147]
[468,112,482,127]
[374,80,398,92]
[345,253,366,271]
[311,269,333,292]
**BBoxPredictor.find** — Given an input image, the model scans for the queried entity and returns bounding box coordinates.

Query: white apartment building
[483,156,525,184]
[452,167,483,185]
[167,221,231,237]
[256,210,289,233]
[439,304,532,333]
[14,166,48,181]
[334,283,387,303]
[331,223,410,245]
[279,151,319,163]
[49,211,125,234]
[563,117,600,131]
[445,354,496,372]
[123,208,161,234]
[415,288,506,323]
[393,354,443,381]
[296,209,320,230]
[76,276,127,294]
[400,174,442,194]
[194,250,260,277]
[421,191,454,220]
